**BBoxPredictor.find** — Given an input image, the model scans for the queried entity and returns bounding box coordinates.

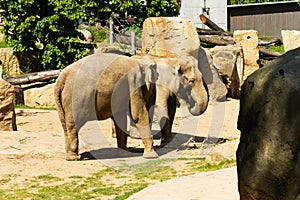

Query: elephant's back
[94,54,141,119]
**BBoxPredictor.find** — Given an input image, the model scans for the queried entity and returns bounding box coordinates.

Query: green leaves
[0,0,93,71]
[0,0,179,72]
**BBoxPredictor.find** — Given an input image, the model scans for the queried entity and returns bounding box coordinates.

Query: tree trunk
[259,47,282,57]
[4,70,61,85]
[197,28,232,36]
[199,35,234,46]
[199,14,225,32]
[258,38,282,46]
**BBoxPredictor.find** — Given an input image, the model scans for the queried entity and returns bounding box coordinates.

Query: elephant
[131,55,209,146]
[54,53,158,161]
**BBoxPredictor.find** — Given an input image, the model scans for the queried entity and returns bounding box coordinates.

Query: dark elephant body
[55,53,158,161]
[237,48,300,199]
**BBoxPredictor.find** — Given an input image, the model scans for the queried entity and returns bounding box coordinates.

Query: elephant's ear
[169,58,183,76]
[145,63,158,83]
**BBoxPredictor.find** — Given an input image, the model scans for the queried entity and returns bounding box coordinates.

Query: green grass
[0,158,236,199]
[264,45,285,54]
[15,104,56,110]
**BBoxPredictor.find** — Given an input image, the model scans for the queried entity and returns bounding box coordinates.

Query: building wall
[228,1,300,37]
[180,0,227,30]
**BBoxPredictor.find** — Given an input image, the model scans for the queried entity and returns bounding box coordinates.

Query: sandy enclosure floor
[0,99,240,190]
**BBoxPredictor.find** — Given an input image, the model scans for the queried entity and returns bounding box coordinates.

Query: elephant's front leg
[137,126,158,159]
[112,114,128,150]
[130,99,158,158]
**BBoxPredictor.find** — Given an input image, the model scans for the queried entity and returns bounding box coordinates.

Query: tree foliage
[0,0,179,72]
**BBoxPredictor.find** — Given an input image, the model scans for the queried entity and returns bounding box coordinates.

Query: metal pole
[109,14,114,45]
[131,31,136,55]
[202,0,206,29]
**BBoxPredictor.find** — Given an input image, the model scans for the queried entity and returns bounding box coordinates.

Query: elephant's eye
[188,78,195,86]
[178,66,183,75]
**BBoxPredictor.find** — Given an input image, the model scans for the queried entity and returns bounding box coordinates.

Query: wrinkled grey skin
[54,53,158,161]
[132,55,209,146]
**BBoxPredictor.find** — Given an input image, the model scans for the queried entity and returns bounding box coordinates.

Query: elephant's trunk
[188,101,208,116]
[187,81,209,116]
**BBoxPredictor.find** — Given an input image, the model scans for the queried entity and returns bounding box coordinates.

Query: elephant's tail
[54,73,67,133]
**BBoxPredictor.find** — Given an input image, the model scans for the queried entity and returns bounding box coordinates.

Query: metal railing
[109,15,142,55]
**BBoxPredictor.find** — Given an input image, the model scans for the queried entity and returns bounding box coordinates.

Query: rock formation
[237,47,300,200]
[233,30,259,80]
[142,17,227,102]
[23,83,56,108]
[198,47,227,102]
[0,79,17,131]
[281,30,300,53]
[210,45,244,98]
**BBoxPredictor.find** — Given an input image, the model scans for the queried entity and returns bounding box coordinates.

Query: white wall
[179,0,227,30]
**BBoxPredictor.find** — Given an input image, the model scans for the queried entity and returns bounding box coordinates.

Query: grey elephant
[132,55,209,146]
[54,53,158,161]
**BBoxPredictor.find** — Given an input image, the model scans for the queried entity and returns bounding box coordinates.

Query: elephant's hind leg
[64,112,80,161]
[112,115,128,150]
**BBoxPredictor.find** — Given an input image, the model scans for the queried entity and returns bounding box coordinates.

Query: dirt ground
[0,99,240,194]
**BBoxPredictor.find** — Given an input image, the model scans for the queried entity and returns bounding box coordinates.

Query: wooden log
[258,38,282,46]
[196,28,232,36]
[259,47,282,57]
[199,35,234,46]
[199,14,225,32]
[4,70,61,85]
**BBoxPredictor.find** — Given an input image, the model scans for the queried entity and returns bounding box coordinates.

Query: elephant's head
[176,57,209,115]
[157,56,209,116]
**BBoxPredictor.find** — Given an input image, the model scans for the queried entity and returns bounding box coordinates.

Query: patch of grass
[37,174,62,181]
[0,178,11,184]
[68,175,84,179]
[15,104,56,110]
[265,45,285,54]
[36,174,62,182]
[179,158,236,173]
[115,183,148,200]
[0,158,236,199]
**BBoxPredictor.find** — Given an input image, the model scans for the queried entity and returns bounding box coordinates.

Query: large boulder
[0,79,17,131]
[23,83,56,108]
[142,17,227,102]
[142,17,199,58]
[210,45,244,99]
[281,30,300,53]
[237,47,300,199]
[233,30,259,80]
[198,47,227,102]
